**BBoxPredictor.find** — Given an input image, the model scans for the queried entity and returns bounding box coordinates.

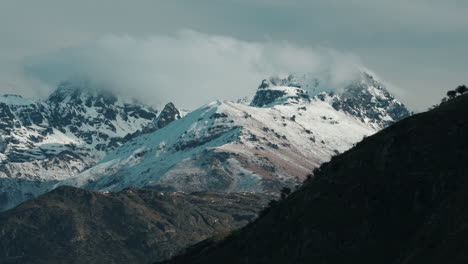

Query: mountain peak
[251,72,410,128]
[156,102,181,128]
[329,72,410,128]
[250,77,310,107]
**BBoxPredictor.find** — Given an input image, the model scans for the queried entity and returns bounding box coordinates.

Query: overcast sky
[1,0,467,110]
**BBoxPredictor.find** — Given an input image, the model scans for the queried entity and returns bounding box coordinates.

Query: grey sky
[0,0,467,110]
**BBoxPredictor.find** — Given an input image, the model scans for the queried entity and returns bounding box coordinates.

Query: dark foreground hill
[0,186,269,264]
[161,94,468,264]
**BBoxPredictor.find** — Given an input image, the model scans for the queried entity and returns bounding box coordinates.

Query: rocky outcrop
[250,79,310,107]
[330,72,410,128]
[156,102,181,129]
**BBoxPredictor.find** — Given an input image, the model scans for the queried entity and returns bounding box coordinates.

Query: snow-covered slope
[0,80,182,210]
[63,72,409,195]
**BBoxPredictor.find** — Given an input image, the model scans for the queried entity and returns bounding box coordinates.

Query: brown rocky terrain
[0,186,269,264]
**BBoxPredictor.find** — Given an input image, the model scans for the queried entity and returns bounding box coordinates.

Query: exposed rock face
[157,102,181,129]
[0,186,270,264]
[161,94,468,264]
[250,79,310,107]
[251,88,287,107]
[330,72,410,128]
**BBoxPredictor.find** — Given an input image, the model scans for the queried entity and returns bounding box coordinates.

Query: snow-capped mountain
[0,72,409,210]
[63,72,409,195]
[0,80,181,210]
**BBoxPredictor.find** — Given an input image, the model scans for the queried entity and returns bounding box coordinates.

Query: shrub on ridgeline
[447,90,457,99]
[441,85,467,107]
[456,85,468,95]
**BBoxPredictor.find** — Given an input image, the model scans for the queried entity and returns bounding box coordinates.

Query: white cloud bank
[23,30,364,108]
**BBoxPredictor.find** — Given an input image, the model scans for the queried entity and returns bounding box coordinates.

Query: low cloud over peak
[23,30,365,109]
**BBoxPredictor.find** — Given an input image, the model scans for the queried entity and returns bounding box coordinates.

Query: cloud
[23,30,364,108]
[1,1,467,112]
[238,0,468,31]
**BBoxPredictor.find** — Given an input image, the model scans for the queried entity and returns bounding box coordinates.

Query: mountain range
[1,77,465,264]
[0,72,409,211]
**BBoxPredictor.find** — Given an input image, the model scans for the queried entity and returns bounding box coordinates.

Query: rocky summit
[156,102,181,129]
